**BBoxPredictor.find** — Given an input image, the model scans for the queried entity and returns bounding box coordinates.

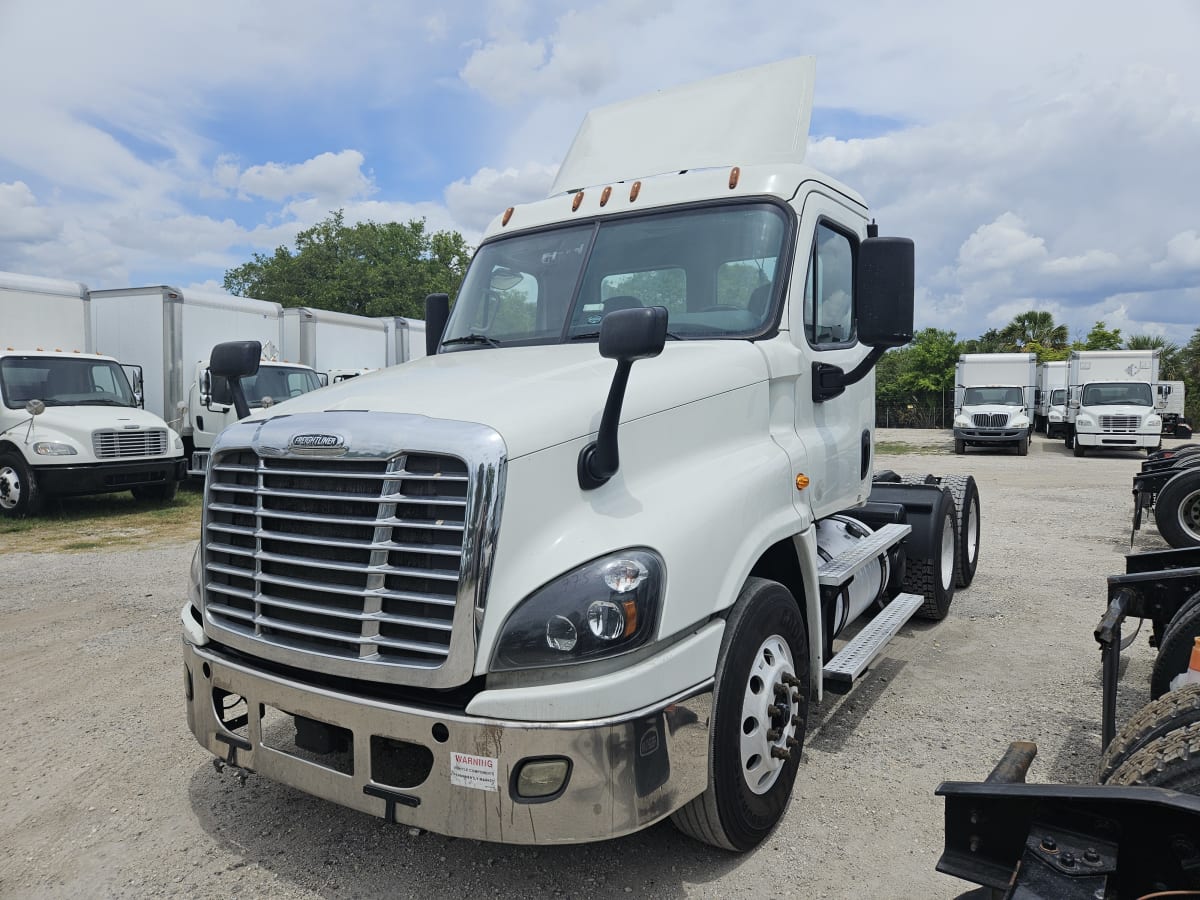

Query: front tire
[1016,434,1029,456]
[131,480,178,503]
[904,488,958,620]
[0,451,43,518]
[1073,440,1086,458]
[1154,469,1200,549]
[670,578,808,852]
[954,439,965,455]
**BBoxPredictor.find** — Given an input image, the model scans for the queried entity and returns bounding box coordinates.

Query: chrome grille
[972,413,1009,428]
[203,450,469,671]
[92,429,168,458]
[1100,415,1141,430]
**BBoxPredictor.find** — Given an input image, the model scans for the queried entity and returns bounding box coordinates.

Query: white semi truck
[89,286,324,476]
[0,271,186,517]
[952,353,1036,455]
[181,59,984,851]
[1035,360,1068,438]
[1065,349,1162,456]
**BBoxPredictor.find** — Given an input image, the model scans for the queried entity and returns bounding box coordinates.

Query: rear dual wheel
[1100,683,1200,783]
[1154,469,1200,549]
[904,488,958,620]
[671,578,808,852]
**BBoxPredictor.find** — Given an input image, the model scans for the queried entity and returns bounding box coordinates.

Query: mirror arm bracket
[578,360,634,490]
[812,346,887,403]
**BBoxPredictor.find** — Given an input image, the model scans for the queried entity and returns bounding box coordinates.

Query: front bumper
[35,457,186,494]
[1075,431,1159,450]
[183,639,712,844]
[953,428,1024,444]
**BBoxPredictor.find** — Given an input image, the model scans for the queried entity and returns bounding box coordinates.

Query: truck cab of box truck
[1155,380,1189,438]
[181,58,980,852]
[187,356,322,474]
[0,350,186,516]
[952,353,1036,455]
[1066,350,1162,456]
[1035,360,1067,437]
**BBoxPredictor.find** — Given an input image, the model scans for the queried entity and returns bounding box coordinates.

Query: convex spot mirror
[25,399,45,416]
[856,237,914,349]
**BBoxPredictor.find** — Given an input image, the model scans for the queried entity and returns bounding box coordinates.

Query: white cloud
[444,164,558,233]
[0,182,60,243]
[237,151,373,203]
[1156,230,1200,273]
[957,214,1047,275]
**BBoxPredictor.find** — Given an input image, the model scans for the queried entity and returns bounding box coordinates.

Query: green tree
[960,328,1005,354]
[998,310,1069,352]
[1084,320,1122,350]
[1127,334,1182,379]
[223,210,473,318]
[1179,326,1200,423]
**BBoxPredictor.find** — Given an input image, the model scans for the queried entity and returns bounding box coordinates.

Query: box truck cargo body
[1065,349,1162,456]
[282,307,390,378]
[1036,360,1068,438]
[0,272,184,516]
[379,316,428,367]
[952,353,1036,455]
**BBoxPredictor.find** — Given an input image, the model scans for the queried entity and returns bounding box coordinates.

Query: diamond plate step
[817,522,911,587]
[822,592,923,684]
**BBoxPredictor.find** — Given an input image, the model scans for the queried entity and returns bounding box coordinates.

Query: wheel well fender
[748,531,824,703]
[867,482,952,562]
[0,439,23,459]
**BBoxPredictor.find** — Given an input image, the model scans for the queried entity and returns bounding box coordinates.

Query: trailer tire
[1099,683,1200,783]
[938,475,981,588]
[903,488,957,621]
[1105,721,1200,793]
[0,451,43,518]
[1153,469,1200,549]
[1149,592,1200,699]
[1016,434,1029,456]
[670,578,808,852]
[131,481,178,503]
[954,439,965,455]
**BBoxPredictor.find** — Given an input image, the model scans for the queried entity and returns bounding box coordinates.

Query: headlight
[1145,415,1162,428]
[1011,416,1029,428]
[32,442,77,456]
[953,416,970,428]
[1075,414,1094,427]
[491,549,664,671]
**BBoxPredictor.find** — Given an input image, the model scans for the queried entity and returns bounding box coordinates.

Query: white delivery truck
[1035,360,1068,438]
[89,286,323,475]
[0,271,185,517]
[379,316,428,367]
[1155,380,1190,438]
[952,353,1036,455]
[1065,349,1162,456]
[282,307,390,382]
[181,59,986,851]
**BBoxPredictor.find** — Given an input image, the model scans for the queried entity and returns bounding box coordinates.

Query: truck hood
[960,404,1026,417]
[1080,404,1154,417]
[246,342,770,458]
[0,405,180,454]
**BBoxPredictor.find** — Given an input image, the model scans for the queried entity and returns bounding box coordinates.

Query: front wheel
[671,578,808,852]
[131,480,178,503]
[954,439,965,455]
[1073,440,1086,458]
[0,451,43,518]
[1154,469,1200,549]
[1016,434,1029,456]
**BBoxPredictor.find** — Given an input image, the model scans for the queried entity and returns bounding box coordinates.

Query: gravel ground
[0,428,1184,899]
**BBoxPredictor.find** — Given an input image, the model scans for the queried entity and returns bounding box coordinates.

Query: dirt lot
[0,429,1184,898]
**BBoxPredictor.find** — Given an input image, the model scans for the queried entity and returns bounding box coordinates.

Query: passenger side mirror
[856,237,914,348]
[209,340,261,420]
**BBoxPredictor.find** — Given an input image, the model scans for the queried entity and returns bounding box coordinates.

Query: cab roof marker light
[600,186,612,207]
[629,181,641,202]
[729,166,740,189]
[502,207,514,226]
[572,191,584,212]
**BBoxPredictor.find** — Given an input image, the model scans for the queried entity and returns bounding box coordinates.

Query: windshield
[1081,381,1153,407]
[1050,389,1066,406]
[963,386,1024,406]
[0,355,136,409]
[240,366,322,405]
[441,202,790,350]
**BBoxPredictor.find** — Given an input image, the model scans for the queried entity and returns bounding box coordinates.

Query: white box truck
[1035,360,1068,438]
[1065,349,1162,456]
[952,353,1036,455]
[0,271,185,517]
[89,286,324,475]
[181,58,985,851]
[1155,380,1190,438]
[282,307,390,381]
[379,316,427,368]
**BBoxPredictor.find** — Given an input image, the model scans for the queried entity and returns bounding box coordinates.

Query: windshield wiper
[441,333,502,349]
[570,330,683,342]
[76,399,130,406]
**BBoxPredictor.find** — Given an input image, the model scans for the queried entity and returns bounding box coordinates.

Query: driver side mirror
[856,237,914,348]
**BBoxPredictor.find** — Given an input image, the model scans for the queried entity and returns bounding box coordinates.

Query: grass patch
[875,440,951,456]
[0,484,203,554]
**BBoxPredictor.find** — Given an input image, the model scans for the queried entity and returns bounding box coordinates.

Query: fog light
[514,758,571,800]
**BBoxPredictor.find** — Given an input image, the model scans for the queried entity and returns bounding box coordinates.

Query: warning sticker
[450,752,498,792]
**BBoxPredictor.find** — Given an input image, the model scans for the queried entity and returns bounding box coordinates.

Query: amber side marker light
[501,207,514,226]
[795,474,810,491]
[572,191,584,211]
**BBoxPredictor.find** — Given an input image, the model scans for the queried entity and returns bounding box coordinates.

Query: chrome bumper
[953,428,1024,443]
[183,640,712,844]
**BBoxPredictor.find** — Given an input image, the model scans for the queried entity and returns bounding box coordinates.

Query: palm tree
[1127,334,1181,379]
[999,310,1069,351]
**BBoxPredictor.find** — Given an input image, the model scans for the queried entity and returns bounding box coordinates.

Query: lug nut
[770,746,791,761]
[767,705,784,718]
[1040,837,1057,852]
[766,728,782,741]
[781,674,800,687]
[786,737,800,749]
[1061,852,1076,868]
[791,715,803,726]
[774,683,790,697]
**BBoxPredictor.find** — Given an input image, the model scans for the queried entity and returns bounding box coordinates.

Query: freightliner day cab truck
[89,286,324,476]
[181,59,984,851]
[0,271,186,517]
[1065,349,1162,457]
[1034,359,1067,438]
[952,353,1036,456]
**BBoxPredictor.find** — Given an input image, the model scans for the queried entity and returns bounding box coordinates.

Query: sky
[0,0,1198,346]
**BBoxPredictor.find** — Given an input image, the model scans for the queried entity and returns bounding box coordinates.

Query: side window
[803,223,855,347]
